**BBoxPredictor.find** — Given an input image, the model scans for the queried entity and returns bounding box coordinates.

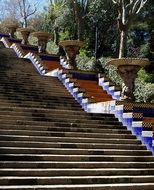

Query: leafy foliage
[138,68,154,83]
[99,57,122,85]
[76,54,95,71]
[86,0,117,58]
[134,78,154,102]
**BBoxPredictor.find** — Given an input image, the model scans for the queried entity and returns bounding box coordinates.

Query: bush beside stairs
[0,46,154,190]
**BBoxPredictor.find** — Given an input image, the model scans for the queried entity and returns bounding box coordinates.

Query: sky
[38,0,49,11]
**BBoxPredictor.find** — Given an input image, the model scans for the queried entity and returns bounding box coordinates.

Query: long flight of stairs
[0,47,154,189]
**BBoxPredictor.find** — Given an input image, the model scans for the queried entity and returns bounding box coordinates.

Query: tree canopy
[0,0,153,67]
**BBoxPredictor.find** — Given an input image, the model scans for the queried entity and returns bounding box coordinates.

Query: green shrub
[134,78,154,102]
[99,57,122,85]
[47,40,59,54]
[138,68,154,83]
[76,54,95,71]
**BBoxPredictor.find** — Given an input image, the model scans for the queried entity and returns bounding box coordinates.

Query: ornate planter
[17,28,33,45]
[5,24,18,38]
[32,32,51,54]
[108,58,150,101]
[59,40,84,69]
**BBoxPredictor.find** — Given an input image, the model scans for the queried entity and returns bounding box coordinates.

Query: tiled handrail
[116,101,154,108]
[40,54,60,62]
[8,38,22,43]
[21,44,38,51]
[0,37,11,47]
[112,101,154,154]
[10,43,25,57]
[60,69,98,81]
[99,75,121,100]
[71,71,98,81]
[24,52,46,75]
[0,33,10,38]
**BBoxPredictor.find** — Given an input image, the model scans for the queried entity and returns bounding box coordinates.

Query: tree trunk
[119,29,127,58]
[23,17,27,28]
[95,26,98,59]
[73,0,83,40]
[77,18,83,41]
[54,27,59,45]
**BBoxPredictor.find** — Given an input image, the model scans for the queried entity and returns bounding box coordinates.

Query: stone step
[0,92,78,98]
[0,82,67,87]
[0,48,17,57]
[0,117,122,126]
[0,122,125,130]
[0,111,117,121]
[0,141,146,150]
[0,129,136,139]
[1,154,153,162]
[0,106,115,118]
[0,147,151,156]
[0,95,75,102]
[0,83,65,89]
[0,89,73,95]
[0,161,153,168]
[0,104,81,111]
[0,103,81,110]
[0,168,154,176]
[0,84,71,91]
[0,76,63,81]
[0,125,130,134]
[0,76,62,81]
[0,81,64,88]
[0,176,154,185]
[0,78,63,83]
[0,97,78,104]
[0,106,86,116]
[0,95,78,102]
[0,111,118,121]
[0,135,141,144]
[0,103,82,110]
[1,183,154,190]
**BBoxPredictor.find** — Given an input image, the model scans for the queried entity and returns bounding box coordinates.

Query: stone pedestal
[17,28,33,45]
[5,24,18,38]
[108,58,150,101]
[59,40,84,69]
[32,32,51,54]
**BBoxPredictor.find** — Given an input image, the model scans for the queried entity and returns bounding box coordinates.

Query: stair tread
[1,175,154,179]
[0,134,140,141]
[1,183,154,189]
[1,154,153,158]
[0,141,146,150]
[0,146,148,150]
[1,161,154,168]
[0,149,150,156]
[0,129,134,138]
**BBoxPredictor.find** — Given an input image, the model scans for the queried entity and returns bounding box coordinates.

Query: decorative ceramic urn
[107,58,150,101]
[5,23,18,38]
[32,32,51,54]
[59,40,84,69]
[17,28,33,45]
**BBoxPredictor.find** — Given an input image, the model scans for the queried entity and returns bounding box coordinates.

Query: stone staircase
[1,48,154,190]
